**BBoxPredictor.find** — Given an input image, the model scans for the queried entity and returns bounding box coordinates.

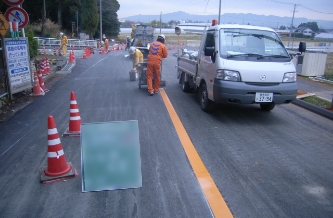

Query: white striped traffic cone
[40,115,77,184]
[63,92,82,137]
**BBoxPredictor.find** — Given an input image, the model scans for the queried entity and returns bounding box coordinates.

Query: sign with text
[4,38,32,95]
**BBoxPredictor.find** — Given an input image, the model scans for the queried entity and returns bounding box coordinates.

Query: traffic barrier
[40,115,78,184]
[32,72,45,96]
[63,91,82,137]
[38,69,47,91]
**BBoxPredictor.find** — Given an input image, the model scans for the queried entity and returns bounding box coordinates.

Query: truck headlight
[216,70,240,81]
[283,72,296,82]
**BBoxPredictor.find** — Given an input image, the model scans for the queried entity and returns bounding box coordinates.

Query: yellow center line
[160,88,233,218]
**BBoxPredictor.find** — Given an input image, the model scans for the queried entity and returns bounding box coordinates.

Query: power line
[300,5,333,14]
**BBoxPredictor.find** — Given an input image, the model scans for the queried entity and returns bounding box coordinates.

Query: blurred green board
[81,121,142,192]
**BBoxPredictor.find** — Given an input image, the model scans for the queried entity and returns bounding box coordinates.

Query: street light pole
[100,0,102,41]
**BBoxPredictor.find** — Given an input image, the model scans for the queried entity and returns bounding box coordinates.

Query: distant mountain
[124,11,333,29]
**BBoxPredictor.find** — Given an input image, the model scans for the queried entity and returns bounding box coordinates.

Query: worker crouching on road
[129,47,143,71]
[60,32,68,56]
[146,34,168,96]
[103,36,109,53]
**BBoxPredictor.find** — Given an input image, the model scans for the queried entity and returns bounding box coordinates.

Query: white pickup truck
[176,21,306,112]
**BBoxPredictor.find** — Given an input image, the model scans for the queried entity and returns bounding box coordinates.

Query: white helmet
[60,32,63,36]
[157,34,165,43]
[129,46,136,54]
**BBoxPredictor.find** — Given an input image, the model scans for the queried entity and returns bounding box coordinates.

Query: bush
[25,19,61,38]
[26,32,38,59]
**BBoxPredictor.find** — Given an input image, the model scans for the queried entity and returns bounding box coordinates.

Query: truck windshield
[219,28,290,60]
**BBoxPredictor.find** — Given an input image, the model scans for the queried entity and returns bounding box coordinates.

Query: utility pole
[288,4,298,48]
[218,0,221,24]
[160,12,162,34]
[76,11,78,39]
[100,0,102,41]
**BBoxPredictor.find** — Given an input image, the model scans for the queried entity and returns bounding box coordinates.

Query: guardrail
[35,38,98,49]
[286,45,333,53]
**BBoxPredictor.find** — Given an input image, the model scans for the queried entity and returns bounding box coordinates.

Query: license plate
[255,92,273,102]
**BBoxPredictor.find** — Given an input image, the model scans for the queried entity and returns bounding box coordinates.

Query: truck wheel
[199,83,214,112]
[181,73,190,93]
[260,103,275,111]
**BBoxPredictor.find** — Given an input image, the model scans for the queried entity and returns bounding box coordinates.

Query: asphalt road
[0,49,332,218]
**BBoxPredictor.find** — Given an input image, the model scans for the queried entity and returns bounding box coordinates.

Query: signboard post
[3,38,32,99]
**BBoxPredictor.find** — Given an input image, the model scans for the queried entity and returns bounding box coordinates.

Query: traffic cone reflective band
[63,91,81,137]
[40,116,77,184]
[32,72,44,96]
[82,50,86,59]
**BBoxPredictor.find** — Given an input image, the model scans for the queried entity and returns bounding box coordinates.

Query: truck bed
[177,54,198,77]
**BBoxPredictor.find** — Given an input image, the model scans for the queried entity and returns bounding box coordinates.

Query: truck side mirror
[298,42,306,54]
[205,47,214,56]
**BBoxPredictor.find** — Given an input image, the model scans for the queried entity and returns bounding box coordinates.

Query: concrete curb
[292,99,333,121]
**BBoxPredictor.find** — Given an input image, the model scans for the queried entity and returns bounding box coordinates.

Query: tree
[298,22,319,32]
[81,0,99,39]
[95,0,120,38]
[279,25,286,30]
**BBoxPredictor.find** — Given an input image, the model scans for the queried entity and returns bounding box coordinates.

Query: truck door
[198,30,216,99]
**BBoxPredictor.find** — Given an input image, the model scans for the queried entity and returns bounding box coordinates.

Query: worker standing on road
[103,36,109,53]
[146,34,168,96]
[125,36,131,51]
[129,47,143,71]
[60,32,68,56]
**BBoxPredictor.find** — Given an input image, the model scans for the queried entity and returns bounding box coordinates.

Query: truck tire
[181,73,190,93]
[260,103,275,111]
[199,83,214,112]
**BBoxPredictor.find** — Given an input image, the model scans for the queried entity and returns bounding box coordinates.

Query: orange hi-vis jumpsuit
[104,38,109,53]
[133,49,143,68]
[146,41,168,93]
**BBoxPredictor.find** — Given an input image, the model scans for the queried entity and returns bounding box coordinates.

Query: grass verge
[303,96,332,108]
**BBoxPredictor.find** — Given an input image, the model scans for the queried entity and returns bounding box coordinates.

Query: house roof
[295,27,312,32]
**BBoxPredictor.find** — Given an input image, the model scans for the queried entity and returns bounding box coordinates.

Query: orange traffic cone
[45,58,50,74]
[86,47,91,57]
[38,69,47,91]
[32,72,45,96]
[69,51,75,63]
[40,59,46,76]
[63,92,82,137]
[40,115,78,184]
[82,50,86,59]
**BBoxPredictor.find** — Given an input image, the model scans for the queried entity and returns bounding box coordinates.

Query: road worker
[60,32,68,56]
[146,34,168,96]
[103,36,109,53]
[129,47,143,71]
[125,36,131,51]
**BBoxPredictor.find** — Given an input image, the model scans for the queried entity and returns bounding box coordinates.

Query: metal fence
[35,37,98,49]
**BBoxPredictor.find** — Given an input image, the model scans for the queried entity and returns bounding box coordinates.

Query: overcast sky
[117,0,333,21]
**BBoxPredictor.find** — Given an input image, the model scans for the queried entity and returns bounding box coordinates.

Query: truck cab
[177,21,306,112]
